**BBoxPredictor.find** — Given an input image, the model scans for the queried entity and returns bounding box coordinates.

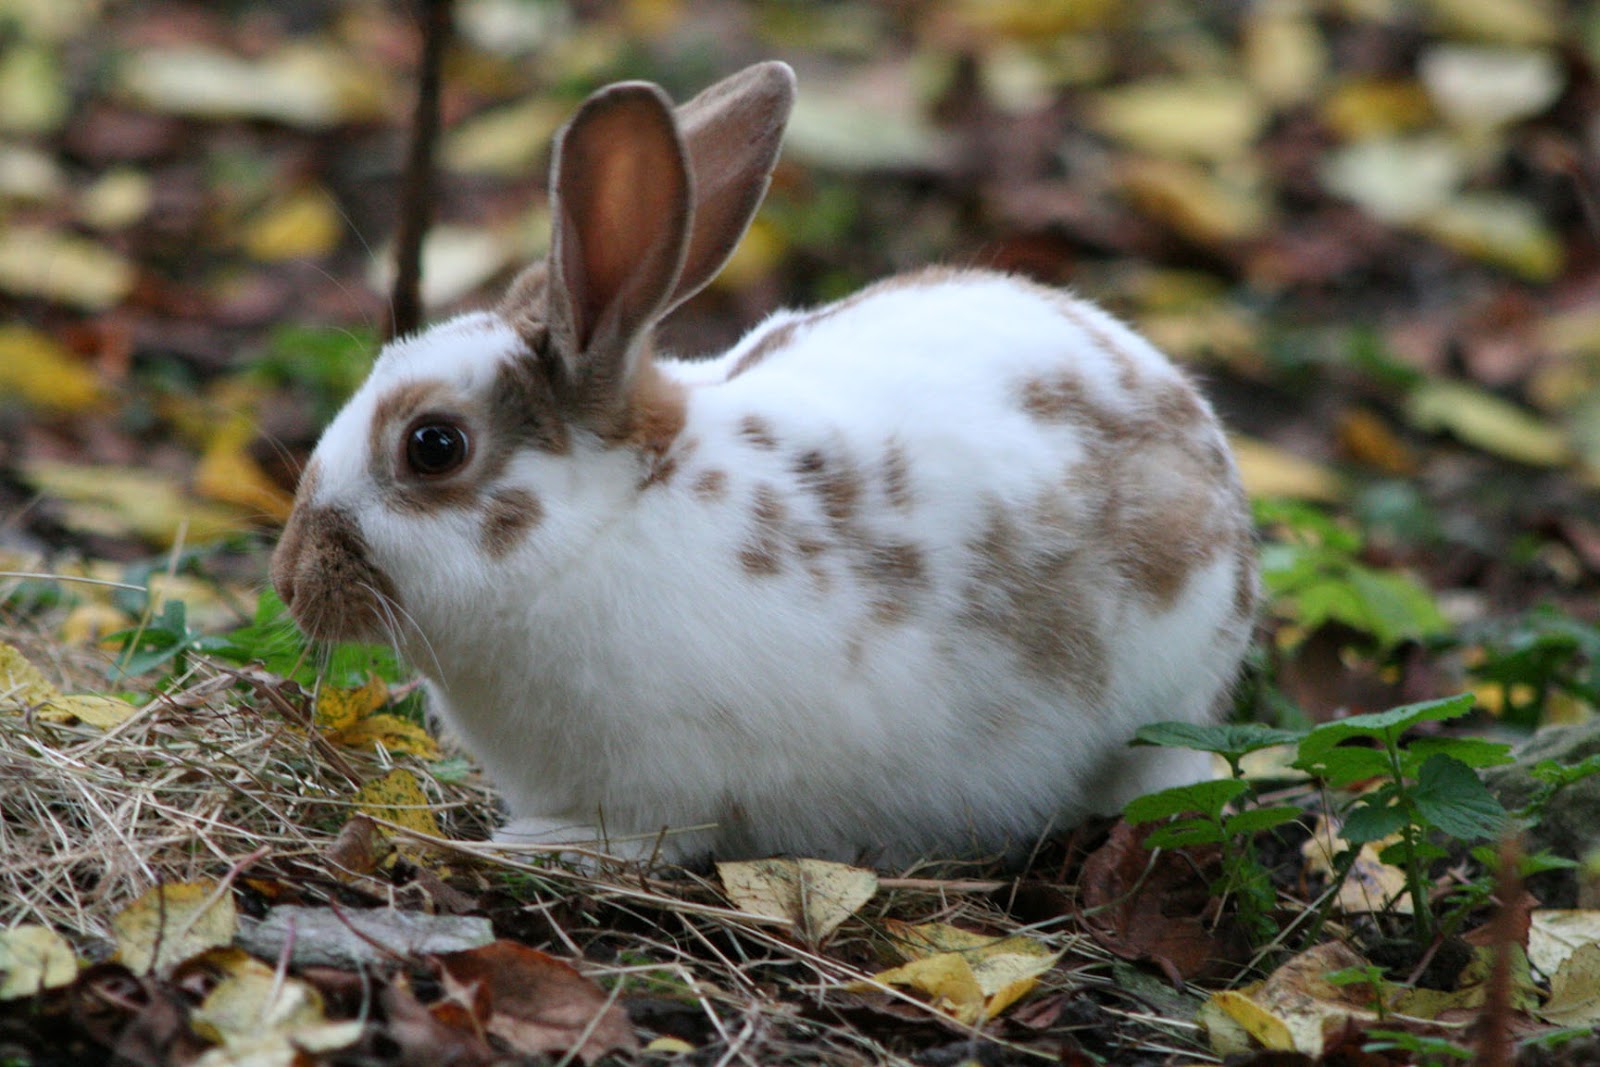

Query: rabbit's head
[270,63,797,644]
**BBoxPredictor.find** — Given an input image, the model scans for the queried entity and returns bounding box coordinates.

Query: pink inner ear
[550,84,691,360]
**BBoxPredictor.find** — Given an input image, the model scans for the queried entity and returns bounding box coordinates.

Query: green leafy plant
[1290,695,1511,942]
[1255,498,1448,652]
[1361,1029,1471,1064]
[1467,606,1600,729]
[1126,723,1304,944]
[1324,963,1392,1020]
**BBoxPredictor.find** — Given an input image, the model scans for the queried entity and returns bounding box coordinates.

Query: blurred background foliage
[1,0,1598,725]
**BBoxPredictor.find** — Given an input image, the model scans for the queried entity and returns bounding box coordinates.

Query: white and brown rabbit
[271,61,1257,866]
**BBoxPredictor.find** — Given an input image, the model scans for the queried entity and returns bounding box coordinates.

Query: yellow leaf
[1407,379,1574,467]
[78,167,152,231]
[867,921,1060,1024]
[113,880,238,975]
[1539,942,1600,1027]
[1242,3,1326,106]
[443,96,566,176]
[646,1036,696,1054]
[331,713,440,760]
[0,324,105,413]
[1229,435,1345,502]
[1418,193,1564,282]
[315,675,390,732]
[189,948,364,1062]
[1423,0,1560,46]
[1118,157,1269,245]
[117,43,392,128]
[1092,77,1269,161]
[1302,815,1411,915]
[60,601,134,646]
[0,925,77,999]
[243,188,342,262]
[1210,988,1296,1051]
[0,226,134,310]
[1528,909,1600,979]
[23,460,251,545]
[717,858,878,942]
[38,693,140,729]
[1320,79,1435,139]
[356,768,442,839]
[194,438,294,522]
[713,217,785,292]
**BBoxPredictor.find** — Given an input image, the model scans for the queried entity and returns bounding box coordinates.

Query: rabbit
[270,61,1258,867]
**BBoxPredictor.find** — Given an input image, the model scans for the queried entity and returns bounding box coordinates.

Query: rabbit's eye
[405,421,470,477]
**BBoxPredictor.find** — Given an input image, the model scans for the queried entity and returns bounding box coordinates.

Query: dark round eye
[404,421,470,477]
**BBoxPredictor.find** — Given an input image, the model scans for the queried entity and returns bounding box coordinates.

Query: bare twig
[386,0,454,341]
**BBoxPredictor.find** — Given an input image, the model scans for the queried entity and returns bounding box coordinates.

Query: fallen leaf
[243,187,343,262]
[116,43,391,128]
[0,925,78,999]
[23,460,253,545]
[188,949,364,1064]
[1538,942,1600,1027]
[1229,435,1345,502]
[434,941,638,1064]
[1419,45,1563,129]
[1242,2,1326,106]
[1419,193,1564,282]
[1202,942,1384,1056]
[315,675,391,732]
[0,226,135,310]
[1527,909,1600,978]
[112,880,238,976]
[444,96,567,176]
[1117,156,1269,245]
[356,768,443,839]
[0,144,66,202]
[783,64,952,172]
[78,167,153,230]
[1423,0,1560,46]
[1080,820,1245,981]
[1319,79,1435,139]
[0,42,69,135]
[367,223,525,310]
[1320,135,1465,224]
[1407,379,1574,467]
[1092,77,1268,161]
[717,858,877,942]
[0,641,140,727]
[867,920,1061,1024]
[235,904,493,975]
[331,714,441,759]
[1301,816,1411,916]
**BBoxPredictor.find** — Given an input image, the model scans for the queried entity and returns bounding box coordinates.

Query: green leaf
[1124,778,1249,824]
[1223,806,1303,837]
[1379,838,1446,866]
[1293,744,1390,787]
[1343,565,1451,647]
[1411,755,1509,841]
[1147,818,1226,849]
[1131,721,1303,759]
[1341,802,1407,844]
[1403,736,1515,771]
[1296,695,1476,764]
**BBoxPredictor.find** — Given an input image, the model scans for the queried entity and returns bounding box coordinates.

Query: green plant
[1361,1029,1471,1064]
[1129,695,1515,950]
[1255,498,1448,652]
[1125,723,1303,945]
[1467,606,1600,729]
[1324,963,1392,1020]
[1290,695,1512,943]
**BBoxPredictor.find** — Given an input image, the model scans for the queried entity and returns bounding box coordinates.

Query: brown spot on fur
[479,488,545,559]
[271,504,400,643]
[856,538,927,625]
[726,319,800,381]
[617,363,688,455]
[739,483,786,576]
[368,378,451,483]
[960,506,1109,703]
[738,414,779,450]
[882,440,913,512]
[1099,439,1237,608]
[794,450,861,526]
[692,469,728,502]
[643,436,696,490]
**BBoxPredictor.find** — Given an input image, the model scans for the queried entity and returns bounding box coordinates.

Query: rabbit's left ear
[545,81,691,388]
[664,61,796,313]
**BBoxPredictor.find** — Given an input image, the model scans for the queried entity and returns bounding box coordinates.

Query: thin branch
[386,0,454,342]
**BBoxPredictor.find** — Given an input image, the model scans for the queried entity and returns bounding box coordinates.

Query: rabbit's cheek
[478,488,546,559]
[271,503,399,642]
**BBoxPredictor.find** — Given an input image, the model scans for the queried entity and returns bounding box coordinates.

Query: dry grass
[0,603,1212,1064]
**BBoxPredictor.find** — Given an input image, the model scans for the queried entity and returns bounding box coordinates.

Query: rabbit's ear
[665,61,796,313]
[544,82,691,392]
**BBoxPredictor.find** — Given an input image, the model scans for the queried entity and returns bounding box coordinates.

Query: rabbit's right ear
[666,61,796,313]
[543,82,691,398]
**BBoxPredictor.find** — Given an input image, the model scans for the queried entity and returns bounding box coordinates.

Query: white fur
[299,274,1254,866]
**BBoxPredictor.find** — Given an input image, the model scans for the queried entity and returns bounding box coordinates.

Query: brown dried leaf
[434,941,638,1064]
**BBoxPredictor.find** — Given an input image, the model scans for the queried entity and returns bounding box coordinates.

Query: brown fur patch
[726,319,800,381]
[738,414,779,450]
[794,449,861,526]
[882,440,913,512]
[1232,533,1258,621]
[643,436,697,490]
[692,469,729,502]
[855,538,927,624]
[479,488,545,559]
[959,506,1109,703]
[738,482,787,576]
[270,504,400,643]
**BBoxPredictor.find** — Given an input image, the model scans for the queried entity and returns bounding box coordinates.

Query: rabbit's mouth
[271,503,401,644]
